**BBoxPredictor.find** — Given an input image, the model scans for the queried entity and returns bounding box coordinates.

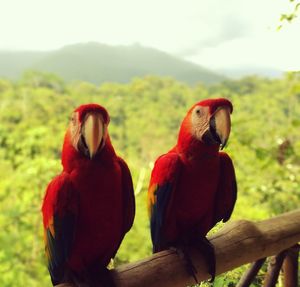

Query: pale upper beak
[213,106,231,149]
[82,113,104,158]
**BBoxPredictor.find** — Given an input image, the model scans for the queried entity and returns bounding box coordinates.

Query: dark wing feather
[148,153,182,252]
[150,182,174,252]
[42,173,78,285]
[213,152,237,224]
[110,157,135,259]
[118,157,135,233]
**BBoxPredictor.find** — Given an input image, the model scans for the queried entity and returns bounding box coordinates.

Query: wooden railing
[112,209,300,287]
[56,209,300,287]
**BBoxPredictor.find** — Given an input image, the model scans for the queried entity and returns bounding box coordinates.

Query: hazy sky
[0,0,299,70]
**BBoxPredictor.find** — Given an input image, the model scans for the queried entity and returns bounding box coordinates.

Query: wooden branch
[263,251,286,287]
[112,209,300,287]
[236,258,266,287]
[282,244,300,287]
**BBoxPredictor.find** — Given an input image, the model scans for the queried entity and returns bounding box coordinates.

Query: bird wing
[118,157,135,233]
[213,152,237,224]
[148,152,182,252]
[109,157,135,259]
[41,172,79,285]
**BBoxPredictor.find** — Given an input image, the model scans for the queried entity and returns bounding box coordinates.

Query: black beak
[202,107,231,149]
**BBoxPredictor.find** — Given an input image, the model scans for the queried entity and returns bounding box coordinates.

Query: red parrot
[42,104,135,287]
[148,98,237,282]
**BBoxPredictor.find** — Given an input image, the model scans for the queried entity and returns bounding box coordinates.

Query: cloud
[176,0,300,70]
[185,20,300,71]
[176,14,251,57]
[174,0,287,58]
[0,0,299,70]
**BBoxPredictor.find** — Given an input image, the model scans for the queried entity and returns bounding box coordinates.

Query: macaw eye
[195,108,202,116]
[70,114,76,124]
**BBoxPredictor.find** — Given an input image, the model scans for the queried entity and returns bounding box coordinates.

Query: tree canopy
[0,71,299,286]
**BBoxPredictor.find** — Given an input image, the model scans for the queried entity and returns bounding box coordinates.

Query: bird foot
[89,266,116,287]
[195,237,216,282]
[172,246,199,284]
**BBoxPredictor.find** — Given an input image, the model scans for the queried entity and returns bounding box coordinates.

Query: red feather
[41,104,135,284]
[148,98,237,251]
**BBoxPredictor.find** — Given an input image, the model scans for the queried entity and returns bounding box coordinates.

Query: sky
[0,0,299,71]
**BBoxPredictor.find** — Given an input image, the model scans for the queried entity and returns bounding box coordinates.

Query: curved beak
[213,107,231,149]
[82,113,104,158]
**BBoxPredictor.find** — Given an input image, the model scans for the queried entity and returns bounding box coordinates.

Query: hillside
[0,51,46,79]
[0,43,225,85]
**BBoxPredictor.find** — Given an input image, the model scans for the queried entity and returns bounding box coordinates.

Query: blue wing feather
[148,153,182,252]
[46,210,76,285]
[42,174,78,285]
[150,182,173,252]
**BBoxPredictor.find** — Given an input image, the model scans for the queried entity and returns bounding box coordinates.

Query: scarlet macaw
[42,104,135,286]
[148,98,237,282]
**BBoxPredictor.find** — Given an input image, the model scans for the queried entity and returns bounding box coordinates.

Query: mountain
[0,51,46,79]
[0,43,226,85]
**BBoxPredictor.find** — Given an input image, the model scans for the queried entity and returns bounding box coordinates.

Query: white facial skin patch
[191,105,210,141]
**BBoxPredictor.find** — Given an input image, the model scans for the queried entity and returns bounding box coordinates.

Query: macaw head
[67,103,110,159]
[179,98,233,151]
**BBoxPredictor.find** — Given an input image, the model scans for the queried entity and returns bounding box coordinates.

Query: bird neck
[61,131,116,173]
[177,123,219,161]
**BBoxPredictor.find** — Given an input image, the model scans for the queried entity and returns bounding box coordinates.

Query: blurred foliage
[0,71,300,286]
[278,0,300,30]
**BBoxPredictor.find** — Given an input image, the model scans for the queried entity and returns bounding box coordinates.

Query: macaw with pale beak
[42,104,135,287]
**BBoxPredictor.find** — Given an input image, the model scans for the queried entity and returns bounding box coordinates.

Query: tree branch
[112,209,300,287]
[55,210,300,287]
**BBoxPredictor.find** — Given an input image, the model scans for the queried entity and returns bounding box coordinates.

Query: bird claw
[170,237,216,284]
[172,246,199,284]
[196,237,216,282]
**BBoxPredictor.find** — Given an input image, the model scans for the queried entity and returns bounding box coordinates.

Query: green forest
[0,71,299,286]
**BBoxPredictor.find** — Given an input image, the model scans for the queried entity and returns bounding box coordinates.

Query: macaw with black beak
[148,98,237,282]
